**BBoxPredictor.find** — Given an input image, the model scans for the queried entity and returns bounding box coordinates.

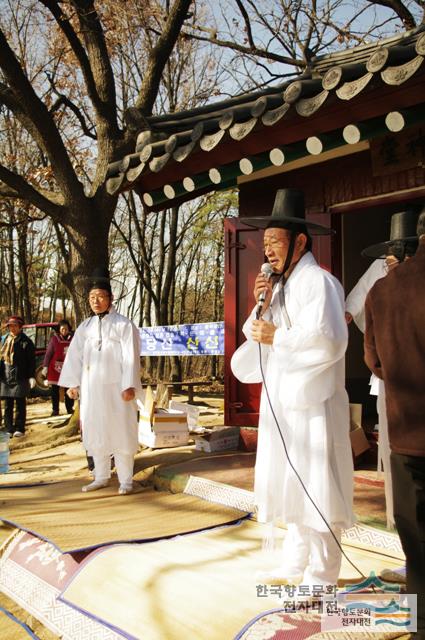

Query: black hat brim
[361,236,418,258]
[239,215,333,235]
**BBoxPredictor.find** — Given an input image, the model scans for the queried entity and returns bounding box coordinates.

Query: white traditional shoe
[82,480,109,493]
[118,484,133,495]
[13,431,24,438]
[256,568,303,586]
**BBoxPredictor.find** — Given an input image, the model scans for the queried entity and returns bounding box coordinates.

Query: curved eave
[106,29,425,211]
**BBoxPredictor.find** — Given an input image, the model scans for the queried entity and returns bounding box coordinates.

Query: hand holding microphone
[254,262,274,318]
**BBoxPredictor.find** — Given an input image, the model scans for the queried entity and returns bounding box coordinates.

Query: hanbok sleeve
[58,325,85,388]
[272,272,347,408]
[345,259,386,333]
[120,321,142,393]
[230,307,272,383]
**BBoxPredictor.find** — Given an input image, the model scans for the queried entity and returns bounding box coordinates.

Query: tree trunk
[62,201,114,324]
[17,223,32,323]
[7,224,17,315]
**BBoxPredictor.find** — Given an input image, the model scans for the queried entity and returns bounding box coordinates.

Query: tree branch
[181,29,305,68]
[135,0,194,115]
[366,0,416,29]
[234,0,256,49]
[0,28,84,201]
[0,163,64,219]
[52,220,71,272]
[38,0,114,127]
[50,93,97,140]
[71,0,120,137]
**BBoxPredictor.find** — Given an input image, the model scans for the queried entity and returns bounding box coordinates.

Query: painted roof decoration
[106,26,425,210]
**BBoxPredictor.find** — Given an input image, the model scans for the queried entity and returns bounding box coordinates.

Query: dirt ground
[0,392,224,486]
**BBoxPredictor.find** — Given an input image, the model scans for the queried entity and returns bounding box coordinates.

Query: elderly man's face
[263,227,309,273]
[88,288,111,315]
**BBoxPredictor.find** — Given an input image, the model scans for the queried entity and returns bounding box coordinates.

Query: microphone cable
[257,341,367,580]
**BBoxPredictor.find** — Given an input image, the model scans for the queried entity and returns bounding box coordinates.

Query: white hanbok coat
[59,307,141,458]
[345,259,386,333]
[231,252,354,532]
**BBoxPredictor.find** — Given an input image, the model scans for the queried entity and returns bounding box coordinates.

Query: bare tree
[0,0,193,321]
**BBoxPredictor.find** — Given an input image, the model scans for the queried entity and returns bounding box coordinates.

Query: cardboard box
[349,403,370,457]
[138,408,189,449]
[194,426,240,453]
[169,400,201,431]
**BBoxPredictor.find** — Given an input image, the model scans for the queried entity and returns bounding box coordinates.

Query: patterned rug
[0,529,123,640]
[184,476,404,559]
[0,478,250,552]
[1,517,407,640]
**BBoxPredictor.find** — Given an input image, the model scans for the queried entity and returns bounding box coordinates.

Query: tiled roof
[106,26,425,209]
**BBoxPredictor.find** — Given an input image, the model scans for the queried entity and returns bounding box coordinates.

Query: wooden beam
[142,177,237,211]
[163,183,187,200]
[182,172,210,192]
[237,141,369,184]
[106,173,126,195]
[239,153,271,175]
[209,163,241,185]
[328,184,425,213]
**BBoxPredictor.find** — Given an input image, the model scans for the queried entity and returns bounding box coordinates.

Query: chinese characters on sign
[370,124,425,176]
[139,322,224,357]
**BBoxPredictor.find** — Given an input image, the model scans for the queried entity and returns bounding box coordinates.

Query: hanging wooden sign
[370,124,425,176]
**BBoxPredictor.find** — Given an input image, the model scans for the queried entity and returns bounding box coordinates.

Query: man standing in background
[59,268,142,495]
[0,316,36,437]
[364,208,425,640]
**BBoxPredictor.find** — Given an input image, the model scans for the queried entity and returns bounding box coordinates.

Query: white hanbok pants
[93,452,134,488]
[282,523,342,586]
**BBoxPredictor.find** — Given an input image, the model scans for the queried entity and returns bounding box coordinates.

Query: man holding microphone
[231,189,354,589]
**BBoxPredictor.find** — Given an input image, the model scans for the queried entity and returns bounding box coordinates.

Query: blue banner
[140,321,224,356]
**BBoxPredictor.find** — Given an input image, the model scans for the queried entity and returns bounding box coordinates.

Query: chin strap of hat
[281,231,297,280]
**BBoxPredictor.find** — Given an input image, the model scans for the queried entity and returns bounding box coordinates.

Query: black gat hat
[240,189,333,235]
[361,210,419,259]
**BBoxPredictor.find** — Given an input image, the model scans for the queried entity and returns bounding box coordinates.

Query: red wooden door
[224,218,264,426]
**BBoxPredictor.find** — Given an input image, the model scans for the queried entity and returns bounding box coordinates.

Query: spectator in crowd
[0,316,36,437]
[42,319,74,417]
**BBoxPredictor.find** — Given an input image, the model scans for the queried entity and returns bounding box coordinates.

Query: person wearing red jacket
[42,319,74,417]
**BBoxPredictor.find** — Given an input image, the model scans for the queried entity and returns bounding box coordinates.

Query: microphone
[256,262,274,318]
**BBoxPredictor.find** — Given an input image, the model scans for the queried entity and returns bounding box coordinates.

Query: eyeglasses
[89,294,109,302]
[263,238,290,252]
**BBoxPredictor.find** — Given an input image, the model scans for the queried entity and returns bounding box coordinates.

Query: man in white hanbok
[59,268,141,495]
[231,189,354,588]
